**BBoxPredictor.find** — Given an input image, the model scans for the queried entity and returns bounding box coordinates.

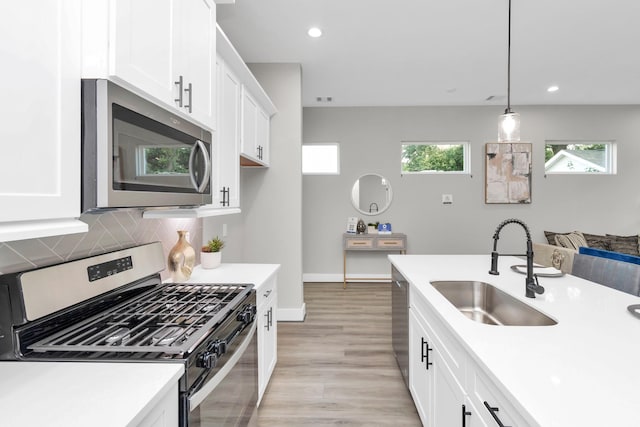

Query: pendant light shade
[497,0,520,142]
[498,111,520,142]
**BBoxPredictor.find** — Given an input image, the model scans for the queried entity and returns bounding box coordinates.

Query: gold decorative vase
[167,230,196,282]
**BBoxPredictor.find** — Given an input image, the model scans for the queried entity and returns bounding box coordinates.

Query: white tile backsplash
[0,209,202,280]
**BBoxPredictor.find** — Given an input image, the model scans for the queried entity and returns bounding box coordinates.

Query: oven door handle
[188,139,211,193]
[188,322,256,409]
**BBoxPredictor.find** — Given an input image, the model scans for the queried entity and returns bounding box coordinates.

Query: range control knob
[236,305,256,324]
[208,339,227,356]
[196,351,217,369]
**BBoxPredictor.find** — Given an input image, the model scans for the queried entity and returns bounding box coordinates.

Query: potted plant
[201,236,225,269]
[367,222,379,234]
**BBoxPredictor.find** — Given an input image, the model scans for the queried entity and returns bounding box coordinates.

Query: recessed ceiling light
[547,85,559,92]
[307,27,322,38]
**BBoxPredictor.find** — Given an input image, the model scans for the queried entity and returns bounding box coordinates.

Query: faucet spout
[488,218,544,298]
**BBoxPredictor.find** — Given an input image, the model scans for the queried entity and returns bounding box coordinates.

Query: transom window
[401,142,470,174]
[302,143,340,175]
[544,141,616,174]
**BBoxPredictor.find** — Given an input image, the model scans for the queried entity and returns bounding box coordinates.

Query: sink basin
[430,281,557,326]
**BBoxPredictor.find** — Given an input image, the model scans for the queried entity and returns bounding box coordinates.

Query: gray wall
[241,63,304,320]
[302,105,640,280]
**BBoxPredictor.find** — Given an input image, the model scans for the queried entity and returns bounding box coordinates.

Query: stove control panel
[87,256,133,282]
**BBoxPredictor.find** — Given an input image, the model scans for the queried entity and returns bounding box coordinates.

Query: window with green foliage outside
[141,146,191,175]
[544,141,616,174]
[401,142,469,174]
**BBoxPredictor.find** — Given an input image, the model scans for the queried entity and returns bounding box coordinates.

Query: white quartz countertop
[0,361,183,427]
[389,254,640,427]
[185,263,280,291]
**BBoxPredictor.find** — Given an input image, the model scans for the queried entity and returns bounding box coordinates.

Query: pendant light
[498,0,520,142]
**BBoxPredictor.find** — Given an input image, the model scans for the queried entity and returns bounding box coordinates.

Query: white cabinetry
[0,0,87,242]
[409,285,500,427]
[256,274,278,405]
[240,88,270,166]
[213,56,242,209]
[83,0,216,129]
[136,382,179,427]
[217,26,276,168]
[410,309,485,427]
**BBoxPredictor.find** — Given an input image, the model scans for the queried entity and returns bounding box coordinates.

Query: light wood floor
[257,282,421,426]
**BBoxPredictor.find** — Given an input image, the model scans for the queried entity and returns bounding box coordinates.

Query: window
[401,142,470,174]
[137,146,191,176]
[544,141,616,174]
[302,143,340,175]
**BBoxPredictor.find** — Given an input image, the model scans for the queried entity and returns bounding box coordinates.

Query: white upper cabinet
[240,88,270,166]
[217,26,276,168]
[0,0,87,242]
[213,56,241,209]
[83,0,216,130]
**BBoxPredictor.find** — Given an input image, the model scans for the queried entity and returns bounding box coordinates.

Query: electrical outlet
[442,194,453,205]
[222,224,228,237]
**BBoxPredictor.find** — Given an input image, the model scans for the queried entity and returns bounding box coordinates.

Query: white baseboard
[303,273,392,283]
[277,302,306,322]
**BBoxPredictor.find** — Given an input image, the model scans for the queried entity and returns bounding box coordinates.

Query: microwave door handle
[189,140,211,193]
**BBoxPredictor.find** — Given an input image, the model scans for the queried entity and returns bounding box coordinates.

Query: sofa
[534,230,640,296]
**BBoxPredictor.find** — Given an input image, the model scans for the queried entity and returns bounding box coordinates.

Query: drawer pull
[263,289,272,298]
[483,401,511,427]
[420,337,433,370]
[351,241,368,245]
[462,404,472,427]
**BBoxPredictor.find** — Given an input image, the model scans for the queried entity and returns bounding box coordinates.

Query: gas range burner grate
[28,283,252,356]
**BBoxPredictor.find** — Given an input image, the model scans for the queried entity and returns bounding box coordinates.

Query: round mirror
[351,173,393,215]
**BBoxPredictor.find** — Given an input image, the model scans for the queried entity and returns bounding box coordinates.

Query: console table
[342,232,407,288]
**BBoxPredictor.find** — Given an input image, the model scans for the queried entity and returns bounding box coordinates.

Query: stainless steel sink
[430,281,557,326]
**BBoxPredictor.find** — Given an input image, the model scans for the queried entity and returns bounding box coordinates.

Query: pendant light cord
[506,0,512,114]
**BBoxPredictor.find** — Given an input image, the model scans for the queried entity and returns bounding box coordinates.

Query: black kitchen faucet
[489,218,545,298]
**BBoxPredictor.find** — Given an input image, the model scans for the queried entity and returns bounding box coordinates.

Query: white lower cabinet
[409,284,523,427]
[469,360,528,427]
[410,309,486,427]
[136,381,179,427]
[256,275,278,405]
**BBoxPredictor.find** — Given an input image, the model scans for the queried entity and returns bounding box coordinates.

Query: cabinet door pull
[184,82,193,113]
[420,337,433,369]
[269,307,273,328]
[174,75,184,107]
[264,310,270,331]
[483,401,511,427]
[462,404,472,427]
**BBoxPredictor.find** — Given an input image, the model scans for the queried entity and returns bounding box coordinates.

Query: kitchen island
[0,362,183,427]
[390,254,640,427]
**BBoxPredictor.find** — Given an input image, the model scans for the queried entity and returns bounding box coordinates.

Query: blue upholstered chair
[571,253,640,296]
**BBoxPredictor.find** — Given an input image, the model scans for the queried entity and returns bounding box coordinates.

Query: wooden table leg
[343,250,347,289]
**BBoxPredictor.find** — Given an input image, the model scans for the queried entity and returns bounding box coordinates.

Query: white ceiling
[217,0,640,108]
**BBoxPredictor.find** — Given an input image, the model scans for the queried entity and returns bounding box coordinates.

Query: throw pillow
[554,231,588,250]
[606,234,640,256]
[582,233,613,251]
[544,231,559,245]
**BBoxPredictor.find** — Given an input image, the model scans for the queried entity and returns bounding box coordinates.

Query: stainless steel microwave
[81,79,212,211]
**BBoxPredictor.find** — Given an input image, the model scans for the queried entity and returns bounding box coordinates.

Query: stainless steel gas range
[0,242,258,426]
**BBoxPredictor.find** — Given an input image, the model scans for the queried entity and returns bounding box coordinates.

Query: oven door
[185,323,258,427]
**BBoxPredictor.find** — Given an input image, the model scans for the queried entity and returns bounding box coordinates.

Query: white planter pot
[201,251,222,269]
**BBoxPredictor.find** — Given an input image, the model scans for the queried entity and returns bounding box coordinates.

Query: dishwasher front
[391,266,409,388]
